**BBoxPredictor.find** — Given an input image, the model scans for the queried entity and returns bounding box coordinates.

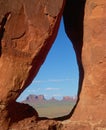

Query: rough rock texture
[0,0,65,129]
[9,119,63,130]
[72,0,106,121]
[0,0,106,130]
[63,0,106,129]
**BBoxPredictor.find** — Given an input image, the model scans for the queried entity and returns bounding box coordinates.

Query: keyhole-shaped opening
[17,18,79,118]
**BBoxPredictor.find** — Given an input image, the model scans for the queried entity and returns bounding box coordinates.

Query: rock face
[0,0,106,130]
[25,94,46,102]
[62,96,77,102]
[63,0,106,129]
[72,0,106,121]
[0,0,65,129]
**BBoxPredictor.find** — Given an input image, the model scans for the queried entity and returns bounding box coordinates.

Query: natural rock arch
[0,0,106,130]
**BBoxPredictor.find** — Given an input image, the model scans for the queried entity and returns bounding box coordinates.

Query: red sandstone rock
[0,0,65,129]
[0,0,106,129]
[71,0,106,122]
[63,0,106,129]
[62,96,76,102]
[62,121,91,130]
[25,94,46,102]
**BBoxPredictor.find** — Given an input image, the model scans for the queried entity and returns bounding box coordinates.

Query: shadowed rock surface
[0,0,106,129]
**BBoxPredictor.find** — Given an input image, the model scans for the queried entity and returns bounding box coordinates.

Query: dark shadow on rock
[38,117,49,120]
[0,22,5,56]
[7,101,38,124]
[0,12,10,56]
[52,0,86,121]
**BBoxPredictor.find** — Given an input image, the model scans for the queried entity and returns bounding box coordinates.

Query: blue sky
[17,18,79,101]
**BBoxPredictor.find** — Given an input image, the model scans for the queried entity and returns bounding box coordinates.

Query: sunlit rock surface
[0,0,65,129]
[0,0,106,129]
[63,0,106,129]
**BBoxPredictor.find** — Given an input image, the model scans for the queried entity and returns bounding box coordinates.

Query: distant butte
[22,94,77,103]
